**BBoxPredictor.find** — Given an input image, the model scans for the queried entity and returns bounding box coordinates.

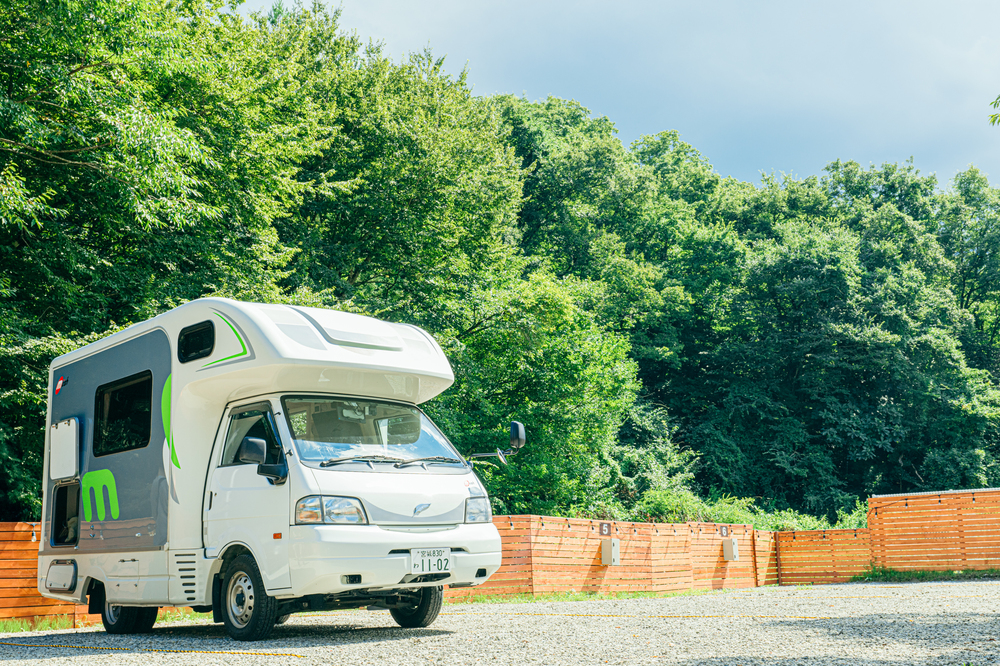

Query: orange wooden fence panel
[753,531,779,586]
[686,523,756,590]
[651,523,693,593]
[531,517,653,595]
[775,529,871,585]
[445,515,533,602]
[869,489,1000,572]
[445,517,753,600]
[0,522,79,621]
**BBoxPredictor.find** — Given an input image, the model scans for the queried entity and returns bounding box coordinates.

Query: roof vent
[291,307,404,351]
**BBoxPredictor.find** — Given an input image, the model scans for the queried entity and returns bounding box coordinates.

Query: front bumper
[287,522,502,596]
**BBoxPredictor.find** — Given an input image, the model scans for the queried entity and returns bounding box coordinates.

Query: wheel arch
[210,541,255,621]
[85,577,106,614]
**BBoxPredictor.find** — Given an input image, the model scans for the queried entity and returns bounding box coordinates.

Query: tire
[389,586,443,628]
[134,607,159,632]
[275,614,291,625]
[101,601,139,634]
[221,553,279,641]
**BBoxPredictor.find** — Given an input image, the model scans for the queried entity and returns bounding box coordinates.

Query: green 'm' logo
[82,469,120,521]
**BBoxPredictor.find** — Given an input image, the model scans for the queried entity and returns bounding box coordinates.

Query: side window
[94,371,152,456]
[51,482,80,546]
[222,406,283,466]
[178,320,215,363]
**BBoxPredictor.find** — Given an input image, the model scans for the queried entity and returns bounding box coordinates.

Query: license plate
[410,547,451,574]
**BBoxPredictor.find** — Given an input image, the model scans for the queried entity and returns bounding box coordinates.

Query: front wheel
[390,586,443,628]
[222,553,279,641]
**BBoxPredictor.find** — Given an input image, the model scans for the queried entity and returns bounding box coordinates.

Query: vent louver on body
[173,553,198,602]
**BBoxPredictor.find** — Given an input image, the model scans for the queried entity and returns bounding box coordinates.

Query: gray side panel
[45,330,170,553]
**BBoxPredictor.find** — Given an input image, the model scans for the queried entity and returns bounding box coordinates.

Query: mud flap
[212,574,223,623]
[88,581,105,615]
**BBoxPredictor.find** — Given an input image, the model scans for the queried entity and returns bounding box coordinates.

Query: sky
[238,0,1000,187]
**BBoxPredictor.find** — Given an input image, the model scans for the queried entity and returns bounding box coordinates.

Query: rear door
[204,401,291,592]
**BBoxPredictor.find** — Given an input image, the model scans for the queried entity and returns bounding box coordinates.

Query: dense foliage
[3,0,1000,526]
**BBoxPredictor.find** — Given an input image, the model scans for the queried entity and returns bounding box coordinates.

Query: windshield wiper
[394,456,466,468]
[320,455,406,467]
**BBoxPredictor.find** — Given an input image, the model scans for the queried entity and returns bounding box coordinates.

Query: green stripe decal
[203,312,248,368]
[161,374,180,469]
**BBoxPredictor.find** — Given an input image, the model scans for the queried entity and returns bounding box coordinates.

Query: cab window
[221,405,283,466]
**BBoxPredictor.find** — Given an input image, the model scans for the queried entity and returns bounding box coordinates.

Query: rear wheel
[390,586,443,628]
[134,607,159,632]
[102,601,139,634]
[221,553,279,641]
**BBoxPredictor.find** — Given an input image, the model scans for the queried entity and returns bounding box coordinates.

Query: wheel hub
[227,572,255,628]
[104,601,121,624]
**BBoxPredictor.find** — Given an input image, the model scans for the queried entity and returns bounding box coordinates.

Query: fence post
[528,515,538,597]
[775,532,783,586]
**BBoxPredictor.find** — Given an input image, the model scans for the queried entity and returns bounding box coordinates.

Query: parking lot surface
[2,581,998,665]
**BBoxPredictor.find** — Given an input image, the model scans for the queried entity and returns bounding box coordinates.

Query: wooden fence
[869,489,1000,571]
[6,488,1000,622]
[753,530,779,586]
[773,529,872,585]
[0,522,84,622]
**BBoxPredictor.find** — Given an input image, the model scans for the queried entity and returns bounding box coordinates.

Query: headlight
[323,496,367,524]
[465,496,491,523]
[295,496,323,523]
[295,495,368,524]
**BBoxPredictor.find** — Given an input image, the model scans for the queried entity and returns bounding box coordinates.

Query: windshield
[281,396,462,465]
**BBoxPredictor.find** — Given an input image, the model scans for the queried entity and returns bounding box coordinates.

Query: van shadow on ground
[669,655,1000,666]
[767,611,1000,647]
[662,612,1000,666]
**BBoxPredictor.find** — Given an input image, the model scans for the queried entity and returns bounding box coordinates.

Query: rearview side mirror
[257,462,287,485]
[510,421,526,451]
[470,421,526,466]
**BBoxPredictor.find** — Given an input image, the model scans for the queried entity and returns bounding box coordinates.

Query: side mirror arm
[470,448,511,465]
[469,421,526,466]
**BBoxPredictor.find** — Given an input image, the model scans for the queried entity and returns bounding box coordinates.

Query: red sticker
[55,377,65,395]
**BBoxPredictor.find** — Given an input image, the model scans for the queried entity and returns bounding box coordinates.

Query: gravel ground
[2,581,998,665]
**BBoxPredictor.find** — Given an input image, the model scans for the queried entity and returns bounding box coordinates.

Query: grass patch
[851,566,1000,583]
[0,615,74,633]
[155,608,213,624]
[445,587,716,605]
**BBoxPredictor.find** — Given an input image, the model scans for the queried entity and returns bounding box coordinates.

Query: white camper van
[37,298,522,641]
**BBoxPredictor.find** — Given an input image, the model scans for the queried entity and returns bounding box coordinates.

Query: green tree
[279,49,524,332]
[425,273,641,517]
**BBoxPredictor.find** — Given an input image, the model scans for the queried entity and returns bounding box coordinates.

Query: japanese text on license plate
[411,547,451,573]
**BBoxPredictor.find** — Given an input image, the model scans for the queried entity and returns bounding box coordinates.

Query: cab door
[204,401,291,592]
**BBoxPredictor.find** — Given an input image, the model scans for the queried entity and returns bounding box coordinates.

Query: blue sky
[239,0,1000,187]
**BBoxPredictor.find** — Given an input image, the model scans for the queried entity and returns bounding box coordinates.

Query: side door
[204,401,291,592]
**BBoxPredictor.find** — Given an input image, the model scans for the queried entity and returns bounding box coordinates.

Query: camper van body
[37,298,502,633]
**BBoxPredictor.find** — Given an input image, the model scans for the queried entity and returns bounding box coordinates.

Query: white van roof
[51,298,455,404]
